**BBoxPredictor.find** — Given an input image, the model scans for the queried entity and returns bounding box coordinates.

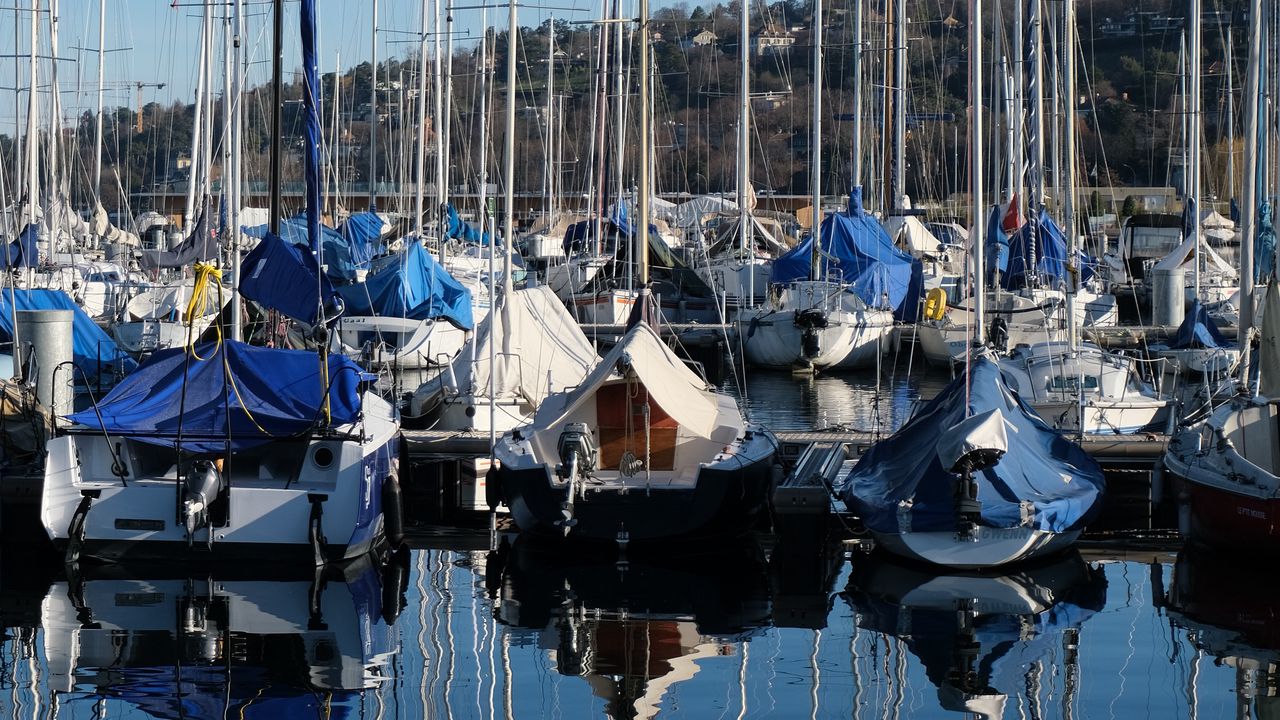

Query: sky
[0,0,600,136]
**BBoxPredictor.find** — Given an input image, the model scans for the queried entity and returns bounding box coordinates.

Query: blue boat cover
[839,356,1105,534]
[335,241,474,330]
[444,203,492,245]
[243,216,365,283]
[239,230,339,326]
[1172,299,1230,349]
[301,0,323,257]
[0,289,136,380]
[67,340,368,453]
[339,212,383,265]
[770,188,925,321]
[985,204,1010,279]
[1,223,39,268]
[1001,207,1097,289]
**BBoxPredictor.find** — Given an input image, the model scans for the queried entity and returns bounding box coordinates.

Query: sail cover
[243,217,367,283]
[238,230,338,326]
[67,340,368,453]
[139,202,215,270]
[840,356,1104,534]
[1171,299,1230,349]
[770,188,924,321]
[0,289,136,380]
[418,285,596,407]
[339,212,384,265]
[336,241,474,329]
[1,223,40,268]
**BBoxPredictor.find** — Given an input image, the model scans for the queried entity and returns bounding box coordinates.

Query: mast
[638,0,651,286]
[185,4,210,233]
[433,0,445,223]
[1063,0,1077,351]
[502,0,516,293]
[546,19,556,222]
[368,0,378,212]
[969,0,985,345]
[1239,0,1261,382]
[738,0,753,297]
[808,0,822,281]
[1028,0,1045,208]
[230,0,244,341]
[442,0,454,212]
[414,0,429,235]
[851,0,862,187]
[268,0,283,235]
[1012,0,1024,208]
[92,0,105,208]
[25,0,39,230]
[1226,26,1235,205]
[1188,0,1202,300]
[892,0,906,209]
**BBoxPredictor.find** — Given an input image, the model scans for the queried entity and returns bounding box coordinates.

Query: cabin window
[1048,375,1099,392]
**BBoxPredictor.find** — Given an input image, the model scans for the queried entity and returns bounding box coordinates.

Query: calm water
[0,544,1270,719]
[4,365,1259,719]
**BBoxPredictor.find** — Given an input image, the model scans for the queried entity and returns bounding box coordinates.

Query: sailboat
[492,0,776,545]
[1149,298,1241,378]
[39,0,402,564]
[1162,0,1280,552]
[838,0,1105,569]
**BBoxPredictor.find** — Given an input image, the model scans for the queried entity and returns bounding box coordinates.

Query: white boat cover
[427,285,597,405]
[672,196,740,229]
[1259,279,1280,399]
[1200,209,1234,230]
[1151,232,1238,277]
[90,205,141,246]
[883,214,945,257]
[532,322,740,441]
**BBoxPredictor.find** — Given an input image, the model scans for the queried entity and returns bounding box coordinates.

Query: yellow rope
[185,263,222,360]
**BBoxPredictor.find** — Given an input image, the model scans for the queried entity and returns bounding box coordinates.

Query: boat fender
[382,474,405,548]
[923,287,947,321]
[485,464,502,511]
[1150,460,1165,507]
[380,545,410,626]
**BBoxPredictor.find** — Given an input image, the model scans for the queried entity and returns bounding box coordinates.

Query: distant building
[1099,16,1137,37]
[680,29,718,49]
[752,29,795,56]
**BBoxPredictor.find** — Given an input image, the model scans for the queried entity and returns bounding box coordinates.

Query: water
[1,544,1270,719]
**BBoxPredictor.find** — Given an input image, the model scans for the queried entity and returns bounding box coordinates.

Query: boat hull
[1167,464,1280,550]
[497,448,775,545]
[737,309,891,370]
[872,527,1081,570]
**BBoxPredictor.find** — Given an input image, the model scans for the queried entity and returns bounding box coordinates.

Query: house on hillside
[681,28,717,49]
[752,29,795,56]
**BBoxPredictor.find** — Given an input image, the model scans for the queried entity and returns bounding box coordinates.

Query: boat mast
[638,0,651,287]
[230,0,244,342]
[24,0,38,231]
[851,0,862,189]
[185,4,210,234]
[1226,26,1235,206]
[1189,0,1202,300]
[414,0,429,235]
[808,0,822,282]
[369,0,378,212]
[1063,0,1077,351]
[1028,0,1045,210]
[442,0,454,218]
[502,0,516,293]
[433,0,445,227]
[737,0,753,301]
[969,0,984,347]
[92,0,105,213]
[1239,0,1262,383]
[892,0,905,210]
[546,19,556,224]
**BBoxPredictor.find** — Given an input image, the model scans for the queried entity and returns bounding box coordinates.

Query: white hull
[874,527,1081,570]
[334,315,469,370]
[738,308,891,369]
[114,317,215,354]
[1152,346,1241,377]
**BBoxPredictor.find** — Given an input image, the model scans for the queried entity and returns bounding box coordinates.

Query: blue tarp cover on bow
[1172,299,1230,349]
[1,223,39,268]
[339,212,382,265]
[239,230,338,326]
[1001,207,1097,290]
[243,216,365,283]
[444,203,492,245]
[67,340,368,453]
[770,188,924,321]
[336,241,474,330]
[986,204,1010,278]
[840,356,1105,534]
[0,289,136,380]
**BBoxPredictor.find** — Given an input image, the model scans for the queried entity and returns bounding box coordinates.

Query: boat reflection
[736,366,947,433]
[492,538,771,719]
[842,552,1106,719]
[1164,547,1280,715]
[41,556,405,718]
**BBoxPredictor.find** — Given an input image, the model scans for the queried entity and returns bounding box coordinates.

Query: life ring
[382,474,405,548]
[923,287,948,321]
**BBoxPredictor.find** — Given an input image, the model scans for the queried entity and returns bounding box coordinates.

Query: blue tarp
[301,0,323,255]
[335,241,474,330]
[339,212,383,266]
[840,356,1105,534]
[1001,207,1097,290]
[986,204,1010,278]
[67,340,368,453]
[771,188,924,321]
[1173,299,1230,349]
[243,216,365,283]
[239,230,339,326]
[1,223,39,269]
[444,203,492,245]
[0,289,136,381]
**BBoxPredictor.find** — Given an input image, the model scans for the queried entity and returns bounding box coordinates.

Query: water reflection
[843,552,1107,719]
[493,539,771,719]
[37,558,402,718]
[730,367,949,432]
[1164,547,1280,716]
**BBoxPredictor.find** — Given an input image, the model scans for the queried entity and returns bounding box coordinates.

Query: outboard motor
[794,308,828,359]
[554,423,596,535]
[183,459,226,544]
